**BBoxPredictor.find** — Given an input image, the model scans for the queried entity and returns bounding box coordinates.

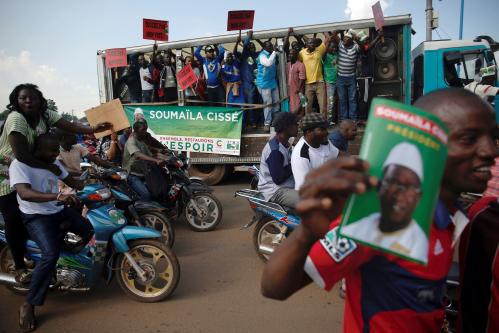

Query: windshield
[444,49,498,87]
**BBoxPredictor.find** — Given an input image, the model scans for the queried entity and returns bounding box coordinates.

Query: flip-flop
[18,304,36,332]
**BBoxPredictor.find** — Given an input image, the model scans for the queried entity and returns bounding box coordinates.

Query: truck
[96,14,498,184]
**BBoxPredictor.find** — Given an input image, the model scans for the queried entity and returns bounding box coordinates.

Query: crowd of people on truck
[115,27,384,133]
[0,70,498,332]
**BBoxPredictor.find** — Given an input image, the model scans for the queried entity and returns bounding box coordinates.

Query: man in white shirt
[340,142,428,262]
[11,133,93,332]
[138,54,154,102]
[291,113,340,190]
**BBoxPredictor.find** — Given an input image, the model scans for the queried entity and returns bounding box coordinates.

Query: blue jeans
[326,82,337,122]
[336,75,357,121]
[128,174,151,200]
[243,84,259,125]
[142,90,153,103]
[257,87,280,126]
[22,207,94,306]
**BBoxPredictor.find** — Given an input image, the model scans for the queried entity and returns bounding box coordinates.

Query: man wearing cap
[258,112,299,208]
[340,142,428,262]
[291,113,340,190]
[330,30,383,121]
[194,44,226,105]
[256,41,280,133]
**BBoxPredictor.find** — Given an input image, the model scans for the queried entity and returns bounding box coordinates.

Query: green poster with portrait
[338,98,449,265]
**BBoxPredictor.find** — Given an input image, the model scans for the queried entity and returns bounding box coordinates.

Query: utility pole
[426,0,433,41]
[459,0,464,39]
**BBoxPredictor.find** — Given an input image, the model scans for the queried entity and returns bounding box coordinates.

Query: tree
[47,99,58,112]
[61,112,78,123]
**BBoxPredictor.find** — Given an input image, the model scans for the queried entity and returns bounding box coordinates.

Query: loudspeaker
[375,61,398,80]
[374,38,397,61]
[369,25,404,102]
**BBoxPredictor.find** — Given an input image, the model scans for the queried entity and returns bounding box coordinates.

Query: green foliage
[47,99,58,112]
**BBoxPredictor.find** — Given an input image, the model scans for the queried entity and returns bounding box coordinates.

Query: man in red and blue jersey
[261,88,498,333]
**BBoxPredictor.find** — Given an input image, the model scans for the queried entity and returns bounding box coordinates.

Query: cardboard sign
[372,1,385,31]
[105,48,127,68]
[227,10,255,31]
[339,98,449,265]
[84,99,131,139]
[176,64,198,91]
[143,19,169,41]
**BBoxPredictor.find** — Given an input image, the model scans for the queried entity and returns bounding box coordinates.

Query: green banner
[123,105,243,155]
[338,98,449,265]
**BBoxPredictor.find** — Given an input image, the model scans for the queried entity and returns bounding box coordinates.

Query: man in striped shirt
[332,30,383,121]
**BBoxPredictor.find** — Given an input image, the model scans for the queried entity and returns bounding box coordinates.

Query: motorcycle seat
[282,206,298,215]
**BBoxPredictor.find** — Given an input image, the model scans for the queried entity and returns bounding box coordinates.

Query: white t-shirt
[9,159,69,215]
[139,67,154,90]
[291,137,339,190]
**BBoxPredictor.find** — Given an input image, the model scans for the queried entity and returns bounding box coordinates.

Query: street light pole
[459,0,464,39]
[426,0,433,41]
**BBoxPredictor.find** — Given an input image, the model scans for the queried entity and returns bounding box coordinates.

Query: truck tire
[188,165,227,186]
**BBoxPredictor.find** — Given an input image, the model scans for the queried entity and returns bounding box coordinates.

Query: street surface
[0,173,343,333]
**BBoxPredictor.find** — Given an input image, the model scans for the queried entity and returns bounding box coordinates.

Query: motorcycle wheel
[131,212,175,248]
[253,217,287,262]
[183,192,223,232]
[116,239,180,303]
[0,246,29,295]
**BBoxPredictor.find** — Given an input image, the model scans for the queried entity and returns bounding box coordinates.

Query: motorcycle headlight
[117,171,128,180]
[96,188,111,200]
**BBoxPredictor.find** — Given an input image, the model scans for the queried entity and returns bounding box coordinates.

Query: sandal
[19,303,36,332]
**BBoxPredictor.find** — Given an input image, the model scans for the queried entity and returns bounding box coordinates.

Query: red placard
[176,64,198,91]
[227,10,255,31]
[372,1,385,31]
[143,19,169,41]
[105,48,127,68]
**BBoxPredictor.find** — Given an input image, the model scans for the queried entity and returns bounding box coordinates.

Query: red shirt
[305,202,465,333]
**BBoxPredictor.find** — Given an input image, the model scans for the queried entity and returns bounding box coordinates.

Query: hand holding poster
[176,64,198,91]
[84,99,130,139]
[143,19,169,41]
[105,48,127,68]
[227,10,255,31]
[339,98,449,264]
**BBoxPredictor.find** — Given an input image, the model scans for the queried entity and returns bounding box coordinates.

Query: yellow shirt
[299,43,326,84]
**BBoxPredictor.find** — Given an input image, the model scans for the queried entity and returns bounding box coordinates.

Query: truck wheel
[188,165,227,186]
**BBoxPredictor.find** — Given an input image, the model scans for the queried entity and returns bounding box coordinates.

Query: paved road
[0,174,343,333]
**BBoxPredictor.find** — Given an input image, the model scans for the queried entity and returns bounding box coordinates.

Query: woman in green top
[0,83,111,287]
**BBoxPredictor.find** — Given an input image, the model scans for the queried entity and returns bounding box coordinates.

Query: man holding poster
[261,88,498,333]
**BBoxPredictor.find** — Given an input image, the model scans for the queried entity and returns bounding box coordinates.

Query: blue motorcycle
[0,182,180,303]
[235,166,301,262]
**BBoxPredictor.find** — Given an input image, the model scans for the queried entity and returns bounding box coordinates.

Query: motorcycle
[236,165,300,261]
[89,167,175,247]
[149,153,223,232]
[235,188,301,262]
[0,181,180,302]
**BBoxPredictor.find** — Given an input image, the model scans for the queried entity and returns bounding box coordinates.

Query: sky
[1,0,498,117]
